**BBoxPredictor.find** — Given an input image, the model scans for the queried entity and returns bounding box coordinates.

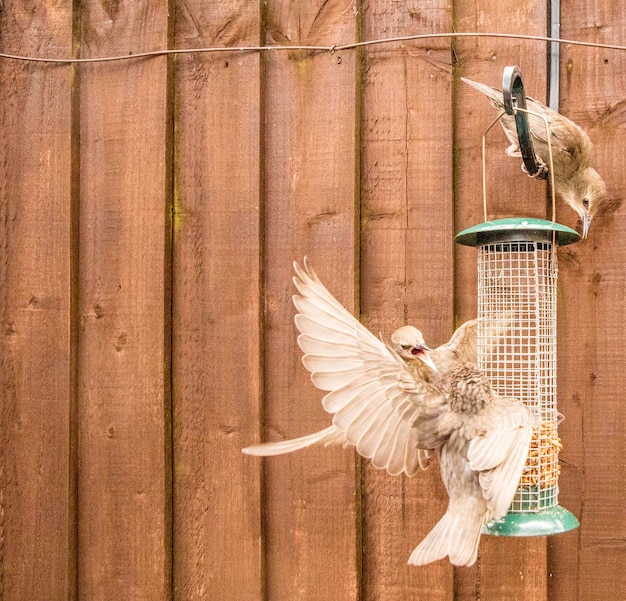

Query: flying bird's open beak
[582,211,592,239]
[416,348,438,373]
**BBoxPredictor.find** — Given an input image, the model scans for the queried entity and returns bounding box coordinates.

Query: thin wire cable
[2,31,626,64]
[481,107,558,224]
[481,110,507,222]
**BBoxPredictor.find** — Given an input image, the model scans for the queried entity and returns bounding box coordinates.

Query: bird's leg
[505,142,522,158]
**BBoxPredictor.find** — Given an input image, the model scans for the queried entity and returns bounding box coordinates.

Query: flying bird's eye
[582,197,590,208]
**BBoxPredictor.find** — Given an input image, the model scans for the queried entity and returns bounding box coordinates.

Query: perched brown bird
[243,259,535,566]
[462,77,607,238]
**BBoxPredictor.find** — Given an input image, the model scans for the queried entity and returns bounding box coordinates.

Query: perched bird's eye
[582,197,590,208]
[410,347,421,355]
[401,344,411,350]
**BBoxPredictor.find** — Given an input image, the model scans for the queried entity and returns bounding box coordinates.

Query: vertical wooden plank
[0,4,75,601]
[453,3,549,600]
[77,3,171,600]
[454,4,550,321]
[552,5,626,600]
[359,1,454,599]
[171,2,264,600]
[263,2,359,600]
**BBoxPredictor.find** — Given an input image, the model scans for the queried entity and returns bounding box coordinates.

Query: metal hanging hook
[481,66,558,225]
[502,66,548,180]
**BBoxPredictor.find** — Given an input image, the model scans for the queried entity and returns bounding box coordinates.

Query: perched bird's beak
[412,346,439,373]
[582,210,592,239]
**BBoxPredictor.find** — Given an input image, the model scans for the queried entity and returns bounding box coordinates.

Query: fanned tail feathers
[407,510,484,567]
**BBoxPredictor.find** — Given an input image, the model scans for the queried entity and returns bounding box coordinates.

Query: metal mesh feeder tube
[456,218,580,536]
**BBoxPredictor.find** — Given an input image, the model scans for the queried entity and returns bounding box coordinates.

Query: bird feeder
[455,67,579,536]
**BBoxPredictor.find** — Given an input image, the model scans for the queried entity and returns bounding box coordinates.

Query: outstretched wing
[435,319,478,366]
[292,258,446,476]
[434,312,514,369]
[243,424,349,455]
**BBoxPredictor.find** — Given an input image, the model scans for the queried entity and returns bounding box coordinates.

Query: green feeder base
[482,505,579,537]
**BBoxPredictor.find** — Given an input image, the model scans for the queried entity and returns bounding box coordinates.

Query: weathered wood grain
[453,2,550,599]
[262,2,360,600]
[359,1,455,598]
[0,4,75,600]
[76,3,171,599]
[453,2,551,322]
[554,4,626,600]
[171,2,264,600]
[0,4,625,601]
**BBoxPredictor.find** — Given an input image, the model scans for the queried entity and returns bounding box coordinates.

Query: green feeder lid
[482,505,580,537]
[455,217,580,247]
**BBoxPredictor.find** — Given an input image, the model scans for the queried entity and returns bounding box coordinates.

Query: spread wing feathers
[477,311,516,361]
[434,319,478,365]
[433,312,515,368]
[242,422,432,476]
[280,258,445,476]
[242,425,348,457]
[469,402,535,518]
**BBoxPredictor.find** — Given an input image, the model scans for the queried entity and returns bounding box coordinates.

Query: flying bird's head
[390,326,438,372]
[558,167,607,238]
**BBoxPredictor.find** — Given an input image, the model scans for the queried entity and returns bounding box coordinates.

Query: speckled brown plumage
[447,364,494,414]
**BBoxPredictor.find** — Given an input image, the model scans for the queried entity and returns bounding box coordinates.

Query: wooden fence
[1,1,624,600]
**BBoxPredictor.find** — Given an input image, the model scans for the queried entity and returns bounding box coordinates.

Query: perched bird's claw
[521,160,549,180]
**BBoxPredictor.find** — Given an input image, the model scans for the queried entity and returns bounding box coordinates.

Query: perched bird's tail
[460,77,504,107]
[407,510,484,567]
[242,425,346,456]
